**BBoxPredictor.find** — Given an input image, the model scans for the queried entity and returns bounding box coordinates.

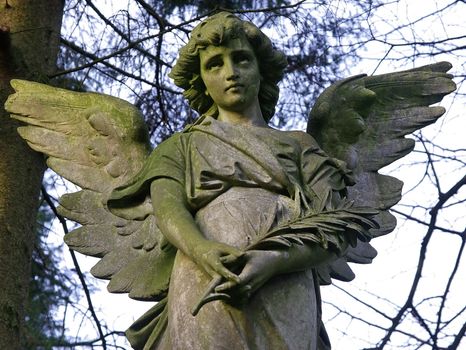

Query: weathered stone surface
[6,11,456,350]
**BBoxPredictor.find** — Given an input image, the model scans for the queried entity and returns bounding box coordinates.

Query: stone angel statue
[5,12,455,350]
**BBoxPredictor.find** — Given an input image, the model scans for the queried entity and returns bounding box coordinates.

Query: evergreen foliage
[24,194,74,349]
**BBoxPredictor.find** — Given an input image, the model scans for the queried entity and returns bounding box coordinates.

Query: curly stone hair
[169,12,288,122]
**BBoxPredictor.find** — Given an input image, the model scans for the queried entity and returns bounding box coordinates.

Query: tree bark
[0,1,63,348]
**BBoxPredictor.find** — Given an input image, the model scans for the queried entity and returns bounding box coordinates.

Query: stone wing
[307,62,456,283]
[6,80,175,300]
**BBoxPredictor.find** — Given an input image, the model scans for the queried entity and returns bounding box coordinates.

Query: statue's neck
[217,100,267,127]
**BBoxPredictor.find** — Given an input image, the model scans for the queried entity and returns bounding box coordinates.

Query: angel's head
[169,12,287,122]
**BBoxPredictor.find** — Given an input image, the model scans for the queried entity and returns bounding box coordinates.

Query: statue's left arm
[215,239,344,297]
[215,140,359,296]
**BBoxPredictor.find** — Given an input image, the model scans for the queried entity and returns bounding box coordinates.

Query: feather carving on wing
[307,62,457,284]
[5,79,176,301]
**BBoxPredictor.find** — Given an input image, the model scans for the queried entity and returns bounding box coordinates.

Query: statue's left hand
[214,250,287,302]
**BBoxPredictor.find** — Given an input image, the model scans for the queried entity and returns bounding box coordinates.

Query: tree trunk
[0,1,63,348]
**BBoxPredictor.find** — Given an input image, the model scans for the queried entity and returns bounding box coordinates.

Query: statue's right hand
[191,240,243,283]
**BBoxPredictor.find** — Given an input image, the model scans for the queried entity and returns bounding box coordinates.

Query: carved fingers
[193,240,243,283]
[215,250,285,302]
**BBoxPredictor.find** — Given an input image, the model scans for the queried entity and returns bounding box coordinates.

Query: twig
[376,175,466,347]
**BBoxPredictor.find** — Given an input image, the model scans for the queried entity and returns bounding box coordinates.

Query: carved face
[199,36,261,114]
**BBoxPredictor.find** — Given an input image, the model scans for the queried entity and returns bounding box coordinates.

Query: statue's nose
[224,58,240,80]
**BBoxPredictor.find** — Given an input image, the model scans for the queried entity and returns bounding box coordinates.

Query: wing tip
[10,78,25,91]
[434,61,453,73]
[9,79,48,93]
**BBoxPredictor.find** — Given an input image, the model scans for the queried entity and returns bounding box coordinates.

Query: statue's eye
[206,58,223,70]
[235,52,252,65]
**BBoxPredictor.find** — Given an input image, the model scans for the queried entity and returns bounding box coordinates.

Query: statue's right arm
[150,178,242,283]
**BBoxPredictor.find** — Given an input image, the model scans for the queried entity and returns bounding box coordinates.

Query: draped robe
[109,116,354,349]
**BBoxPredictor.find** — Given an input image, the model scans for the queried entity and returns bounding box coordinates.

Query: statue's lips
[225,83,244,91]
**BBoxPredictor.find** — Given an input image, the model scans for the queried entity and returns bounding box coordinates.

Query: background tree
[0,1,64,349]
[3,0,465,349]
